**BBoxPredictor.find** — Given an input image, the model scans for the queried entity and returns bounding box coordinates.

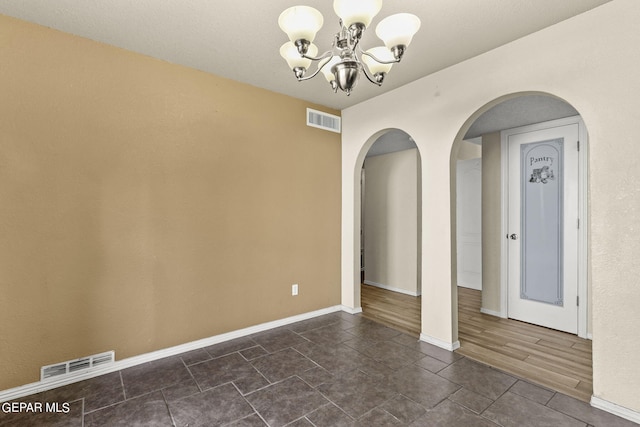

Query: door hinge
[577,296,579,306]
[577,140,580,151]
[577,218,580,229]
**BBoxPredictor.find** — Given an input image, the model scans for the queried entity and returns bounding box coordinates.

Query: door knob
[509,233,518,240]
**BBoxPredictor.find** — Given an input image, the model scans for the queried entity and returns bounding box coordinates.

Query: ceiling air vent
[307,108,341,133]
[41,351,115,381]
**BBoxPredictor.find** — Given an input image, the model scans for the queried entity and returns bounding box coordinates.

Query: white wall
[341,0,640,416]
[364,148,419,296]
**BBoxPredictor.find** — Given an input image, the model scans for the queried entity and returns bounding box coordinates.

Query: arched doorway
[359,129,422,335]
[450,92,592,401]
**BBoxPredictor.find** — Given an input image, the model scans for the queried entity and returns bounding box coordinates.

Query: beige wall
[363,149,419,295]
[480,132,502,314]
[341,0,640,413]
[0,15,341,390]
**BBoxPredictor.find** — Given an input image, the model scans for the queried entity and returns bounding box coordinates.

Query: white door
[506,122,579,334]
[457,158,482,290]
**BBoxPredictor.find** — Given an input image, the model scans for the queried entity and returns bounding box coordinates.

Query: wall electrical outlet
[292,284,299,296]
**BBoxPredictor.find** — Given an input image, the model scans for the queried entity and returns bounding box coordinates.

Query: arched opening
[450,91,592,401]
[355,129,422,336]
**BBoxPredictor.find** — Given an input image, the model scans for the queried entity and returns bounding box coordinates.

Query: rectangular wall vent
[41,351,115,381]
[307,108,341,133]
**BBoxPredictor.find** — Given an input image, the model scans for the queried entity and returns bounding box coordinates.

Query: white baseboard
[420,334,460,351]
[341,305,363,315]
[591,396,640,424]
[364,280,421,297]
[0,305,343,403]
[480,307,506,318]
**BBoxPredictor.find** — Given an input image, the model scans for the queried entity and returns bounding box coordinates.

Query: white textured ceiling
[0,0,612,110]
[464,95,579,139]
[367,130,416,158]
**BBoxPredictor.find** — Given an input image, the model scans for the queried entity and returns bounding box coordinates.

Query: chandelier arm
[360,48,401,65]
[296,54,333,81]
[359,61,383,87]
[301,50,334,62]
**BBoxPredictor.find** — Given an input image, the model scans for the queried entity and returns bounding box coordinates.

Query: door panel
[507,124,578,333]
[521,139,564,305]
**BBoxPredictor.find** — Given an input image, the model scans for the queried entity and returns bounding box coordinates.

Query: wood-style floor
[360,283,593,402]
[360,284,422,336]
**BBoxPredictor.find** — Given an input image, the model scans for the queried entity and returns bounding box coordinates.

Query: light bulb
[278,6,324,43]
[333,0,382,28]
[376,13,421,50]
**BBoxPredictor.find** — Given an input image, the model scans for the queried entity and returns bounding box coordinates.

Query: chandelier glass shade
[278,0,421,95]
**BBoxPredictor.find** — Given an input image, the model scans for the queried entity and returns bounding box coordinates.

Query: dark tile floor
[1,311,637,426]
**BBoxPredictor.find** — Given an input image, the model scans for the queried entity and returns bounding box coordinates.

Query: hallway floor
[1,311,635,426]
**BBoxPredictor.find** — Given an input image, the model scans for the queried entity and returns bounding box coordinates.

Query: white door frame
[500,115,589,339]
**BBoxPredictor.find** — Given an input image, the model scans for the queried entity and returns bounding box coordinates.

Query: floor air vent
[307,108,341,133]
[41,351,115,381]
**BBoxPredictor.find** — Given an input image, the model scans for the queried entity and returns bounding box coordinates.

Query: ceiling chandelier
[278,0,421,96]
